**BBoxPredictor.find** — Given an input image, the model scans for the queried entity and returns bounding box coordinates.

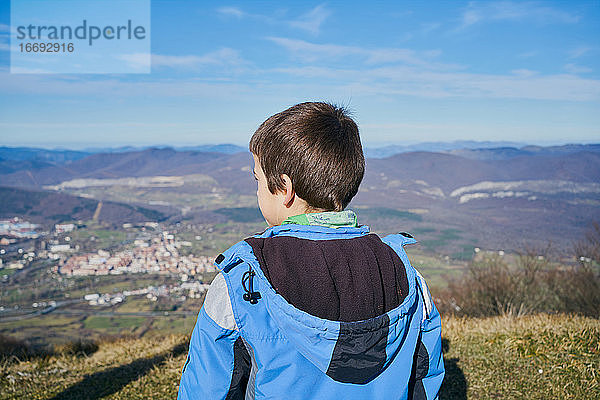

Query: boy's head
[249,102,364,226]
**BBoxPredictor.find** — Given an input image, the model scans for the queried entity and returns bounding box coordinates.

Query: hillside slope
[0,186,168,225]
[1,314,597,399]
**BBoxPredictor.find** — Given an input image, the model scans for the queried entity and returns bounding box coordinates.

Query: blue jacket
[178,223,444,399]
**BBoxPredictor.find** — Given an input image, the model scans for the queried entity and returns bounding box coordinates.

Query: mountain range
[1,143,599,253]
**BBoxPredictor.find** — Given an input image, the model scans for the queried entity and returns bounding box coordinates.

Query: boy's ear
[281,174,295,207]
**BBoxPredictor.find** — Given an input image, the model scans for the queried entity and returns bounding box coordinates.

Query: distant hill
[0,158,57,175]
[5,142,597,163]
[447,143,600,160]
[1,145,599,251]
[0,144,247,176]
[356,150,600,250]
[2,145,598,190]
[82,143,247,155]
[0,186,167,225]
[0,147,91,163]
[364,140,526,158]
[0,148,247,187]
[175,144,247,154]
[363,150,600,192]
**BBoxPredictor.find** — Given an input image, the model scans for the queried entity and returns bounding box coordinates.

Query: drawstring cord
[242,265,261,304]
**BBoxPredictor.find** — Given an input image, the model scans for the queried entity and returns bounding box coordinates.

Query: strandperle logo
[11,0,150,74]
[16,20,147,46]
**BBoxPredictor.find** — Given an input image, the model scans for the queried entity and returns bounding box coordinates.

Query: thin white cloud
[361,122,487,131]
[268,37,460,70]
[154,48,247,68]
[517,50,539,58]
[271,65,600,101]
[568,46,592,59]
[119,48,249,70]
[216,4,331,35]
[564,63,592,74]
[1,57,599,102]
[217,7,244,18]
[9,67,52,74]
[268,37,355,61]
[420,23,441,35]
[511,69,538,77]
[461,9,482,28]
[0,122,200,128]
[399,33,413,42]
[0,73,255,98]
[116,53,151,70]
[288,4,331,35]
[400,22,441,42]
[457,1,580,30]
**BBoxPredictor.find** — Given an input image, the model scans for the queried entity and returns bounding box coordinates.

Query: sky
[0,0,599,149]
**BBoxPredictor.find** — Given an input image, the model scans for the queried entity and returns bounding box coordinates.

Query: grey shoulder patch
[204,273,238,330]
[415,269,433,322]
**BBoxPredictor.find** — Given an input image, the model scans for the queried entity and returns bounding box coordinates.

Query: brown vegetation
[436,223,600,318]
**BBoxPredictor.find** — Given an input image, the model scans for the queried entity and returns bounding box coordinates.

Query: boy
[178,102,444,399]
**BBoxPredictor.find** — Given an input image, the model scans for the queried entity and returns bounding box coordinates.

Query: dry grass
[441,314,600,399]
[0,314,598,399]
[0,334,188,400]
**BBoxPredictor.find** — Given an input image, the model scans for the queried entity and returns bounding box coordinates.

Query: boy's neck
[281,209,358,228]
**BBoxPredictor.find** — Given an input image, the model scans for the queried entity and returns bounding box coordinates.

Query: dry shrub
[437,246,600,318]
[549,263,600,317]
[53,339,99,357]
[0,334,33,360]
[574,221,600,264]
[0,334,100,363]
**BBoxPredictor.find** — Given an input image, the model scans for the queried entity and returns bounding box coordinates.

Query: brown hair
[249,102,364,211]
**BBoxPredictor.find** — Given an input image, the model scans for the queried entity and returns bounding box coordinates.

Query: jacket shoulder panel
[414,269,433,322]
[204,272,238,331]
[213,240,287,340]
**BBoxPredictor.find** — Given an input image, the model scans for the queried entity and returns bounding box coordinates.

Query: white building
[55,223,75,234]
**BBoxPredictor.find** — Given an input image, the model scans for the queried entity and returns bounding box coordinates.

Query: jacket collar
[281,209,358,228]
[254,220,369,239]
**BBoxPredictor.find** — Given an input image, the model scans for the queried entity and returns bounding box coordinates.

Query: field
[440,314,599,399]
[0,314,597,399]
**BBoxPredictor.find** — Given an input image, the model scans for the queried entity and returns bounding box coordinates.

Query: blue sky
[0,0,599,149]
